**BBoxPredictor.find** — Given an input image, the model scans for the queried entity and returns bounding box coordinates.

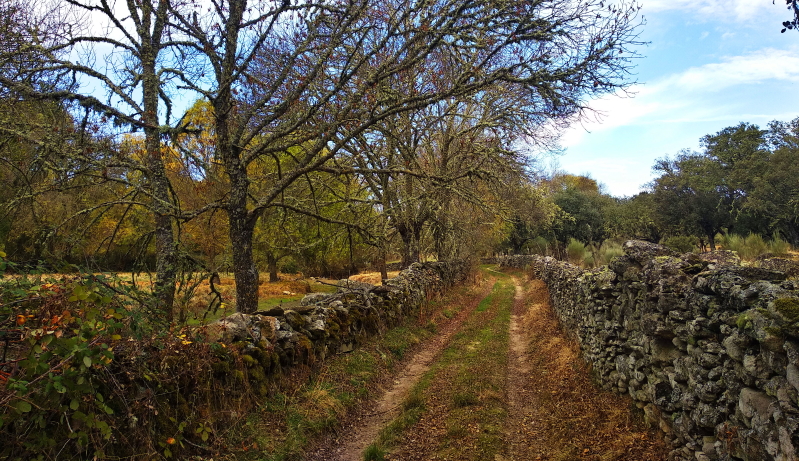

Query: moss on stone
[763,326,785,340]
[736,313,753,330]
[211,361,230,375]
[242,354,258,367]
[774,298,799,322]
[248,365,266,383]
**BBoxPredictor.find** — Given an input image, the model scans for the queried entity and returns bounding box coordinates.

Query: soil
[305,270,668,461]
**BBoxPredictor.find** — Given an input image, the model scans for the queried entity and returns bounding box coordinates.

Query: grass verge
[371,268,514,460]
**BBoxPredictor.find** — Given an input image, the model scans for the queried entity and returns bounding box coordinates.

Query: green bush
[596,240,624,266]
[717,232,738,252]
[566,238,587,265]
[0,256,247,460]
[768,233,792,256]
[742,234,769,260]
[527,236,550,256]
[718,233,780,260]
[662,235,697,254]
[0,266,128,459]
[565,238,595,267]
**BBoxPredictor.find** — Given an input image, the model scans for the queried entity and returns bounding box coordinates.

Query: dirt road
[308,267,667,461]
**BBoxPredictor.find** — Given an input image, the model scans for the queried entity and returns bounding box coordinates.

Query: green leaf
[83,356,92,367]
[201,431,209,442]
[14,401,32,413]
[70,399,79,411]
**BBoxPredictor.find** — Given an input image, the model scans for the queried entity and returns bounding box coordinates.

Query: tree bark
[141,11,177,316]
[379,247,388,283]
[228,204,260,313]
[707,232,716,251]
[399,224,422,268]
[267,252,279,282]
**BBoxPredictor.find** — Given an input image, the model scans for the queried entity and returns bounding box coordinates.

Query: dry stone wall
[500,242,799,461]
[202,261,470,377]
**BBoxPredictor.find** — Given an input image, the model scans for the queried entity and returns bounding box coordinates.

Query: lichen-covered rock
[200,261,470,395]
[202,313,278,344]
[754,257,799,277]
[502,241,799,461]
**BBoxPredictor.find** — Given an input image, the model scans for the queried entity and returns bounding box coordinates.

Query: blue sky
[556,0,799,197]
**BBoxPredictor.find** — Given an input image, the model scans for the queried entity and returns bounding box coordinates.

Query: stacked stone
[502,242,799,461]
[204,260,471,368]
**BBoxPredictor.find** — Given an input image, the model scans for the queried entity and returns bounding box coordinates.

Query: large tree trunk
[379,247,388,283]
[707,232,717,251]
[787,223,799,247]
[214,0,261,313]
[142,38,176,317]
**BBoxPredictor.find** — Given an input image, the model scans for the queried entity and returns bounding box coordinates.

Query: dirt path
[502,278,668,461]
[306,269,667,461]
[305,277,496,461]
[505,279,535,460]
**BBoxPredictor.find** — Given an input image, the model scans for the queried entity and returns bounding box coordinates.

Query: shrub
[741,234,769,260]
[662,235,697,254]
[566,238,587,265]
[596,240,624,266]
[768,233,792,256]
[718,233,741,252]
[0,256,254,460]
[527,236,550,256]
[565,238,595,267]
[718,233,777,260]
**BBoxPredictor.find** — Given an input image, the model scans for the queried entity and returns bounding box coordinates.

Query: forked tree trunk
[399,225,422,268]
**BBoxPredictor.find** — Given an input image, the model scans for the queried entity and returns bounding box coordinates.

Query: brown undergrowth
[514,278,668,461]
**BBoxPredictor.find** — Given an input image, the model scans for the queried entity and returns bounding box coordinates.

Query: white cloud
[668,48,799,91]
[561,47,799,147]
[641,0,775,22]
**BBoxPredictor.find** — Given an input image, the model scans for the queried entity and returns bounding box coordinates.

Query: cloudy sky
[556,0,799,197]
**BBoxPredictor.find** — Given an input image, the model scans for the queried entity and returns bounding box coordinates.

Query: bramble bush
[0,252,261,460]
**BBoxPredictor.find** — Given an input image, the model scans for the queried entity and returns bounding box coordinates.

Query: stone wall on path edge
[201,260,471,385]
[500,241,799,461]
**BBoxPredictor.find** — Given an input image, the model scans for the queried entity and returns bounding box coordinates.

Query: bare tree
[165,0,642,313]
[0,0,197,314]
